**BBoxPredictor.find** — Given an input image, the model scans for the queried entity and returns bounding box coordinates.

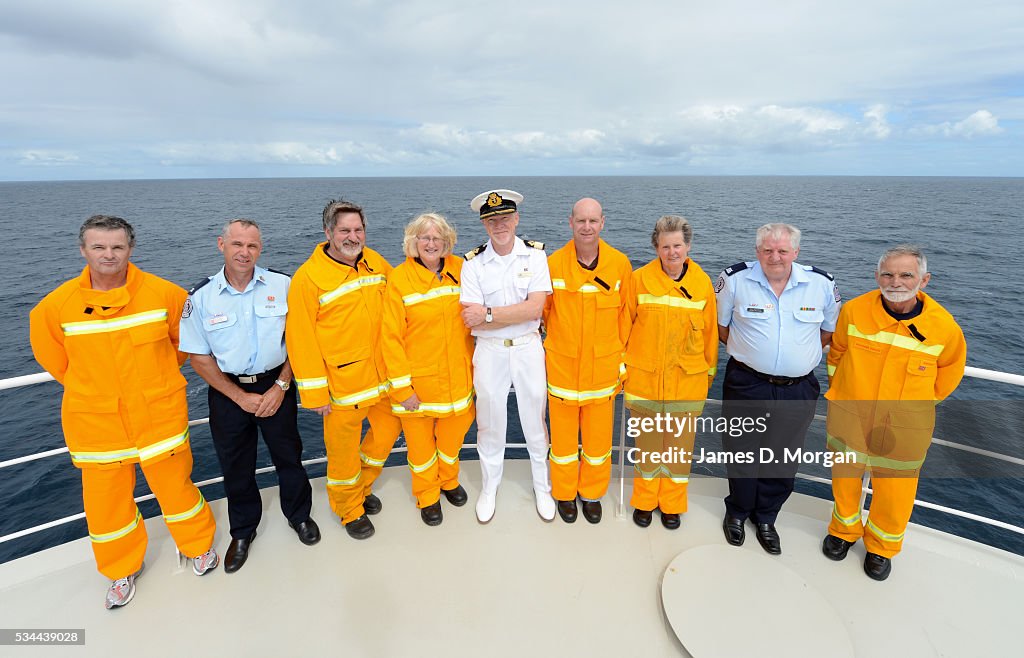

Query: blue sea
[1,176,1022,563]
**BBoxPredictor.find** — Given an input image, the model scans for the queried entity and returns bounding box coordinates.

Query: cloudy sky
[1,0,1021,180]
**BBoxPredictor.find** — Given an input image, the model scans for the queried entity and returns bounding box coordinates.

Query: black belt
[733,359,809,387]
[227,364,284,385]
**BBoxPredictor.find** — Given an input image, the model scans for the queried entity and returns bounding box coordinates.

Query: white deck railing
[1,365,1022,546]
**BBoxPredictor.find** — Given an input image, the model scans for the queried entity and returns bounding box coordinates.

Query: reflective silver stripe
[832,504,861,526]
[389,375,412,389]
[549,448,579,465]
[624,393,705,413]
[866,518,905,543]
[408,451,438,474]
[360,451,386,467]
[847,324,944,357]
[402,286,460,306]
[581,449,611,466]
[390,392,474,416]
[62,309,168,336]
[547,382,617,402]
[550,279,601,293]
[90,509,142,543]
[138,428,189,463]
[827,364,837,376]
[164,492,206,523]
[327,472,361,487]
[319,274,386,306]
[437,449,459,465]
[632,464,659,479]
[296,376,328,390]
[708,366,717,377]
[71,447,140,465]
[331,382,388,407]
[826,434,925,471]
[636,294,706,311]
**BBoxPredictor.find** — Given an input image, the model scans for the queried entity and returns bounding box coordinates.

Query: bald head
[569,197,605,254]
[571,197,603,220]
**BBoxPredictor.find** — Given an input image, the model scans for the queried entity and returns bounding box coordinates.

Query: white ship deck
[1,460,1022,658]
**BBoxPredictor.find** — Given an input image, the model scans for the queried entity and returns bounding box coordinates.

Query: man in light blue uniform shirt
[716,222,840,555]
[180,219,318,574]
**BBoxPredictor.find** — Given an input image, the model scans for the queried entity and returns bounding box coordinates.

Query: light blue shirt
[716,261,840,377]
[179,265,290,376]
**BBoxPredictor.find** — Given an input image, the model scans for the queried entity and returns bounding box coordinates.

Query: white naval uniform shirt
[460,237,553,338]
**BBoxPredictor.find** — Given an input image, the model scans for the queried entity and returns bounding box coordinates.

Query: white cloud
[17,150,79,165]
[914,109,1003,138]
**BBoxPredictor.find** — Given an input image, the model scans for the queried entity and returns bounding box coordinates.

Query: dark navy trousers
[208,374,313,539]
[721,357,819,524]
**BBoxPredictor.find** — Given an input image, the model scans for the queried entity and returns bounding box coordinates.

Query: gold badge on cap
[487,192,503,207]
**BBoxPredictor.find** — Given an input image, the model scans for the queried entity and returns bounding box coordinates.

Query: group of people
[28,188,966,611]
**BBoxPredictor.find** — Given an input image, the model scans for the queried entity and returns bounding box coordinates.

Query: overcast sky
[1,0,1021,180]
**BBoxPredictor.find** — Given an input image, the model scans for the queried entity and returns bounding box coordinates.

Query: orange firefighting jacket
[381,257,474,417]
[29,263,190,469]
[623,258,718,410]
[543,239,632,405]
[286,244,392,409]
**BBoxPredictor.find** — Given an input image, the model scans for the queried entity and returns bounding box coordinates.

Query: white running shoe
[476,491,496,523]
[535,489,556,521]
[105,563,144,610]
[192,548,219,576]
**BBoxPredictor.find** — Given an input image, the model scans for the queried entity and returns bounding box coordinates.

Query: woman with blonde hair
[381,212,475,526]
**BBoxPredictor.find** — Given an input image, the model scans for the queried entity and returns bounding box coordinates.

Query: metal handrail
[2,365,1023,546]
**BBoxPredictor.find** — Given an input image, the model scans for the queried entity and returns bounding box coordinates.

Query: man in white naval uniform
[460,189,556,523]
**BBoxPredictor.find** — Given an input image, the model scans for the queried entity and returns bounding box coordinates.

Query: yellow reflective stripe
[71,447,140,465]
[402,286,460,306]
[633,464,659,479]
[547,382,617,401]
[389,375,412,389]
[408,451,438,474]
[327,472,361,487]
[551,279,566,290]
[549,448,579,465]
[319,274,386,306]
[550,279,603,294]
[581,449,611,466]
[826,434,925,471]
[330,382,388,407]
[847,325,944,357]
[827,364,837,376]
[437,449,459,465]
[90,509,142,544]
[296,376,328,391]
[866,518,905,543]
[708,366,717,377]
[164,492,206,524]
[832,504,861,526]
[138,428,189,463]
[624,393,705,413]
[615,280,621,291]
[360,451,386,467]
[62,309,168,336]
[666,474,689,484]
[637,294,706,311]
[390,392,474,416]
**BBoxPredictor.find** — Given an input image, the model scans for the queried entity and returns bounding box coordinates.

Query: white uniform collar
[749,260,808,292]
[213,265,268,295]
[480,236,526,263]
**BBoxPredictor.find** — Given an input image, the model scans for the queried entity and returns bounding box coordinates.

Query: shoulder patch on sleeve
[187,276,213,296]
[714,274,726,293]
[181,297,193,319]
[806,265,835,281]
[464,243,487,260]
[723,261,748,276]
[523,239,545,251]
[833,283,842,303]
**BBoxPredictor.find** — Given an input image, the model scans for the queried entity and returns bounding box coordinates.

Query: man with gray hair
[716,223,840,554]
[821,245,966,581]
[180,219,318,574]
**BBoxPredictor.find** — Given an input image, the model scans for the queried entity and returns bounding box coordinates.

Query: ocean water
[1,176,1022,562]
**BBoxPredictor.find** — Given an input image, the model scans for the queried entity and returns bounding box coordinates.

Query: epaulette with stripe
[187,276,213,296]
[723,261,748,276]
[524,239,545,251]
[266,267,289,277]
[464,243,487,261]
[805,265,835,281]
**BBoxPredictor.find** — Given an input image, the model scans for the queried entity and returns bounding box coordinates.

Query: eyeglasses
[416,235,444,244]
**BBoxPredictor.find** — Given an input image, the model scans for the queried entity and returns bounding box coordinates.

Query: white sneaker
[476,491,496,523]
[535,489,556,521]
[105,563,144,610]
[192,548,219,576]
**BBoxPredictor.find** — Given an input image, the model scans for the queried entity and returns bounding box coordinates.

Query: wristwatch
[274,379,291,392]
[485,307,493,323]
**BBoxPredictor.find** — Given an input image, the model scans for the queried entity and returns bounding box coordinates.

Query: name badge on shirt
[209,314,229,325]
[517,270,532,279]
[746,307,765,314]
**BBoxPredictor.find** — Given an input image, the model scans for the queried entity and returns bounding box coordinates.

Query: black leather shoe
[822,534,854,561]
[723,515,745,546]
[345,514,375,540]
[633,508,653,528]
[363,493,382,515]
[557,499,578,523]
[580,499,602,524]
[224,530,256,573]
[755,523,782,555]
[441,485,468,507]
[289,518,321,546]
[864,552,892,581]
[420,501,443,526]
[660,511,681,530]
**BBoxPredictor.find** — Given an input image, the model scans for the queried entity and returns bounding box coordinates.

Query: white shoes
[535,489,556,521]
[105,563,144,610]
[476,491,496,523]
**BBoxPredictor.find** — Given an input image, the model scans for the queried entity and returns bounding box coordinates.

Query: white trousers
[472,333,551,495]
